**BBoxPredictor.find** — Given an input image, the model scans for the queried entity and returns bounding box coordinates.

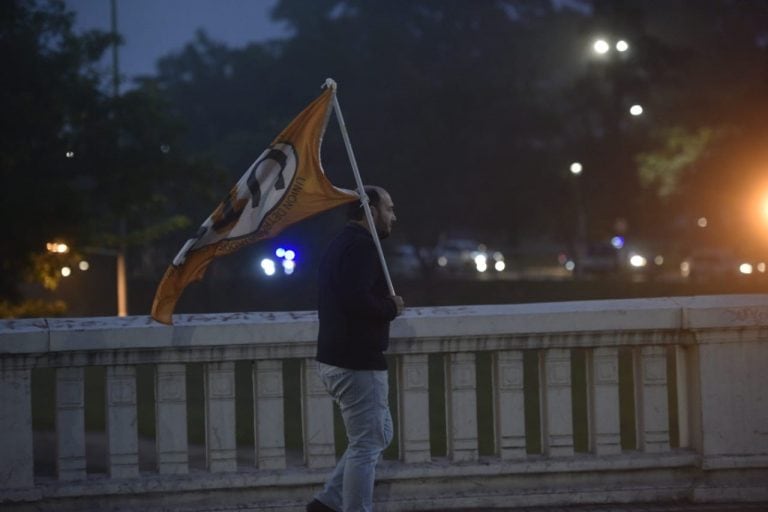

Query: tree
[0,0,220,315]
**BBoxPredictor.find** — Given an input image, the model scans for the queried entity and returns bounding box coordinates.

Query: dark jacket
[316,223,398,370]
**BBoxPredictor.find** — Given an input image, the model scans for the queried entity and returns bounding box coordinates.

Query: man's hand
[390,295,405,316]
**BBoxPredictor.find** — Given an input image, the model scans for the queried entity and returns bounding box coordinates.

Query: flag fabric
[151,86,358,324]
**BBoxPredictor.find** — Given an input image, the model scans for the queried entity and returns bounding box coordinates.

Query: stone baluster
[446,352,478,462]
[494,350,526,460]
[302,359,336,468]
[636,346,670,452]
[0,368,33,489]
[399,354,430,463]
[56,367,86,480]
[674,346,690,449]
[106,365,139,478]
[155,363,188,474]
[205,362,237,472]
[254,360,286,469]
[542,349,574,457]
[589,347,621,455]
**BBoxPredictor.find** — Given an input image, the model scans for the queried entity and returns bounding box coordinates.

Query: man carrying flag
[308,185,404,512]
[151,84,358,324]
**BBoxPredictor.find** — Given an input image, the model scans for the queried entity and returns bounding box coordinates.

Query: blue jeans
[314,362,393,512]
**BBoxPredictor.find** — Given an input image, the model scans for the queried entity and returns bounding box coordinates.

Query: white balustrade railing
[1,295,768,511]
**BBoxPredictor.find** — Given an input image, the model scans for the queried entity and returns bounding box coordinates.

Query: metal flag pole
[324,78,396,296]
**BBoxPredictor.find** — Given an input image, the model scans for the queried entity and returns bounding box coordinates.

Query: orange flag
[151,86,357,324]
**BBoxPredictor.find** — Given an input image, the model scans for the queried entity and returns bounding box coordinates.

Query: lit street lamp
[592,39,610,55]
[568,163,588,276]
[592,38,630,56]
[629,104,644,116]
[570,161,583,175]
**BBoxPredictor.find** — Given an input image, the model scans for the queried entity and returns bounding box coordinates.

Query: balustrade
[1,295,767,510]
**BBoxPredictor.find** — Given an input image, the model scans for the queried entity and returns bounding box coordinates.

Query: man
[307,185,405,512]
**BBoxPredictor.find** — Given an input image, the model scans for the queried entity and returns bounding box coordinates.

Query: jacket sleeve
[337,238,398,321]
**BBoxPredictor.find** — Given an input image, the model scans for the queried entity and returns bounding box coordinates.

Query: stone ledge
[3,295,767,358]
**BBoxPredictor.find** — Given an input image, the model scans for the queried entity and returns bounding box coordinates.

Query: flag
[151,86,358,324]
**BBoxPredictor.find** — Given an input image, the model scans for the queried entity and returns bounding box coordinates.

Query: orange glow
[762,196,768,222]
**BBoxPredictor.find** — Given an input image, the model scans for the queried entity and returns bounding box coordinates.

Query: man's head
[347,185,396,239]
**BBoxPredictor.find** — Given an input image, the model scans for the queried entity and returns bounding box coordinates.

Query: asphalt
[449,503,768,512]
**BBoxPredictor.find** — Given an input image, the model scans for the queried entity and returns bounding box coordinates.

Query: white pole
[325,79,396,296]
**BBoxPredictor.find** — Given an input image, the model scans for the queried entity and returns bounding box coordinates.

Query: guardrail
[1,295,767,511]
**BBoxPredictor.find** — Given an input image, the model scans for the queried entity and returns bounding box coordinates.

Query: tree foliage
[6,0,768,315]
[0,0,220,311]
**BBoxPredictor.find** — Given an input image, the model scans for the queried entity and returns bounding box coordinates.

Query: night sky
[64,0,290,80]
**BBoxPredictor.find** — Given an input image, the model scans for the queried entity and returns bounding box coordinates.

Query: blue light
[611,236,625,249]
[284,249,296,261]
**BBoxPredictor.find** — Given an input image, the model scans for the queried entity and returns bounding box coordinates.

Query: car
[434,238,506,275]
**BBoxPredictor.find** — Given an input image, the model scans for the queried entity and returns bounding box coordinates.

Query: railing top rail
[2,294,767,359]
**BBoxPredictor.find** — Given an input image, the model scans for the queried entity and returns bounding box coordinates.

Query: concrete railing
[1,294,767,511]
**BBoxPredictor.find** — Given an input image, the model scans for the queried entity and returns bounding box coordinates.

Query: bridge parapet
[1,295,767,510]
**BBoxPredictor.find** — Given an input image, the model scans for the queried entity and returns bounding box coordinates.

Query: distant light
[680,261,691,277]
[437,256,448,267]
[757,262,766,273]
[593,39,610,54]
[284,250,296,261]
[697,217,708,228]
[61,266,71,277]
[610,236,625,249]
[495,261,506,272]
[616,40,629,52]
[629,104,644,116]
[275,248,286,258]
[65,151,75,158]
[654,255,664,266]
[739,263,753,275]
[282,259,296,275]
[260,258,276,276]
[46,242,69,254]
[78,260,89,271]
[565,260,576,271]
[160,144,170,154]
[475,254,488,272]
[570,162,583,175]
[493,251,504,262]
[629,254,647,267]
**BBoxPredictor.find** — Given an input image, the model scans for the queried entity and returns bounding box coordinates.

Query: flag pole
[324,79,396,296]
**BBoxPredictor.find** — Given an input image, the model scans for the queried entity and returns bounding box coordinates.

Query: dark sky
[64,0,290,80]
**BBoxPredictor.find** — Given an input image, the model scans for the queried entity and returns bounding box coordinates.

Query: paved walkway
[451,503,768,512]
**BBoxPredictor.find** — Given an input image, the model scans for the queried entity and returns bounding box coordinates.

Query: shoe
[306,498,336,512]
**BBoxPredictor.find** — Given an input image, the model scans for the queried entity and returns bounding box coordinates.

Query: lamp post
[570,162,588,277]
[111,0,127,317]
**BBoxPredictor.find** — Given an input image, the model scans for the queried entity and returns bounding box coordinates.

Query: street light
[629,104,644,116]
[570,162,583,175]
[593,39,610,55]
[616,40,629,52]
[568,162,588,277]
